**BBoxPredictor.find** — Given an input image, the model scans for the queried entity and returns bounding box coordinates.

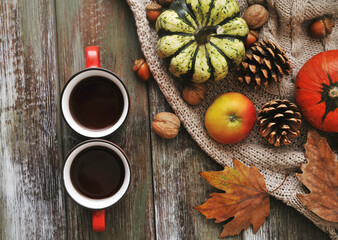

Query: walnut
[182,83,206,105]
[242,4,268,29]
[152,112,181,139]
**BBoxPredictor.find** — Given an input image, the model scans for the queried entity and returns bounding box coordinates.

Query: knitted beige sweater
[127,0,338,238]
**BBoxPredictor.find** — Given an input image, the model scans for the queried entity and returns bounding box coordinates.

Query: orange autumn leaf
[194,158,270,238]
[296,129,338,222]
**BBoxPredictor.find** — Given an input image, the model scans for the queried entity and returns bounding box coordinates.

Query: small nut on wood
[133,58,152,81]
[243,4,269,29]
[182,83,206,105]
[152,112,181,139]
[309,16,335,38]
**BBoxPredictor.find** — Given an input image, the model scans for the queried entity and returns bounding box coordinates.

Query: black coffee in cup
[69,76,124,130]
[70,146,125,199]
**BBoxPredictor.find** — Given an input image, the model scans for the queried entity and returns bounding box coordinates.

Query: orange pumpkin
[295,50,338,132]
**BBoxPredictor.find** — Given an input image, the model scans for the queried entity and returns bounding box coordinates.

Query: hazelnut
[146,2,162,23]
[309,16,334,38]
[157,0,174,6]
[152,112,181,139]
[243,4,269,29]
[244,30,259,48]
[182,83,206,105]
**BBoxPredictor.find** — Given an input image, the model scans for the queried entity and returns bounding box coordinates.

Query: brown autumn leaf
[194,158,270,238]
[296,129,338,222]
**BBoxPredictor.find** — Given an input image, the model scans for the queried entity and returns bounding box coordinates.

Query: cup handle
[92,210,105,232]
[86,46,101,68]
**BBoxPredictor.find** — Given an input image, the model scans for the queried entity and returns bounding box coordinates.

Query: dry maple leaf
[194,158,270,238]
[296,129,338,222]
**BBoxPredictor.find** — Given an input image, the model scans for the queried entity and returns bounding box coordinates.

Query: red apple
[205,92,256,144]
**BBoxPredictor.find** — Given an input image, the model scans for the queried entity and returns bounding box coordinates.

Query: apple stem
[268,174,288,194]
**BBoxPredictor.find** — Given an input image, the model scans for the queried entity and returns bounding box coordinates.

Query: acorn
[309,16,335,38]
[244,30,259,48]
[133,59,152,81]
[146,2,162,23]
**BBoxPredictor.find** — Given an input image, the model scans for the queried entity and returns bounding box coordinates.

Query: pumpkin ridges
[295,50,338,132]
[171,0,199,29]
[187,0,213,26]
[169,42,198,77]
[205,45,215,81]
[295,65,327,90]
[185,0,200,27]
[318,72,338,125]
[184,45,200,80]
[209,41,233,69]
[186,0,203,26]
[219,17,249,39]
[157,35,194,58]
[212,34,246,42]
[157,30,194,38]
[208,0,239,26]
[297,53,332,86]
[210,37,245,66]
[166,40,195,61]
[204,0,215,26]
[296,69,338,130]
[156,0,248,83]
[206,43,229,81]
[298,103,326,130]
[217,12,240,27]
[156,10,196,33]
[192,45,212,83]
[295,88,322,114]
[321,109,338,132]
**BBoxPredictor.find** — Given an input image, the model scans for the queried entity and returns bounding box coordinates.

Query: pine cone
[237,40,291,89]
[257,99,302,147]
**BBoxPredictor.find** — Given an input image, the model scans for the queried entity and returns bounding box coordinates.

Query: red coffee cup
[63,140,131,232]
[61,46,130,138]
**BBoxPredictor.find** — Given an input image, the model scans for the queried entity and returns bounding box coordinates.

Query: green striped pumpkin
[156,0,249,83]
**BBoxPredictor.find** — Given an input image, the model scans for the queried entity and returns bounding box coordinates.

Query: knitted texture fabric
[127,0,338,238]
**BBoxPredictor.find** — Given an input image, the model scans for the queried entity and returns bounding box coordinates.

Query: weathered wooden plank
[148,81,242,240]
[55,0,155,239]
[243,198,330,240]
[0,0,66,239]
[147,61,329,240]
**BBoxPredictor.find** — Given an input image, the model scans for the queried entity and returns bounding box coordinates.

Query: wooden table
[0,0,330,239]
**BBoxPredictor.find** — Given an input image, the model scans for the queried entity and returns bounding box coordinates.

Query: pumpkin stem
[329,86,338,99]
[195,26,220,45]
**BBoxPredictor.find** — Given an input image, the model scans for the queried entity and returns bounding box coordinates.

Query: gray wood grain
[55,0,155,239]
[0,0,66,239]
[148,80,241,240]
[0,0,332,239]
[243,198,330,240]
[148,62,329,240]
